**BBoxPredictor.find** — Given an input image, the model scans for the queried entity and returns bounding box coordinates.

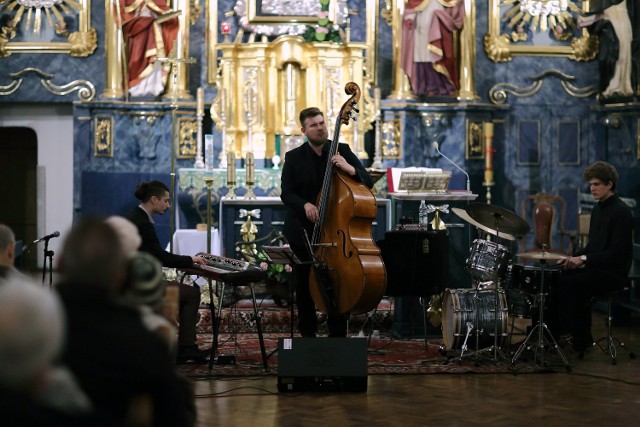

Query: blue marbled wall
[1,1,638,245]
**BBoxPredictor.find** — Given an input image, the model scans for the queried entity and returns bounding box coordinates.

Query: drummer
[553,161,634,354]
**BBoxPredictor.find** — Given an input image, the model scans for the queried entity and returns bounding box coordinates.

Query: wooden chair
[520,193,572,255]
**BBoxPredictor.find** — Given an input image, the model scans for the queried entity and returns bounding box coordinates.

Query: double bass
[308,82,386,315]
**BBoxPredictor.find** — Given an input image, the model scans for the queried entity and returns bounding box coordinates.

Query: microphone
[33,231,60,244]
[432,138,471,193]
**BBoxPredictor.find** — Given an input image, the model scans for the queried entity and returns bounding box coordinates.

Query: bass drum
[441,288,508,351]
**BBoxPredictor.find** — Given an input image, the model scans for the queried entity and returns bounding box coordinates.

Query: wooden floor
[190,309,640,426]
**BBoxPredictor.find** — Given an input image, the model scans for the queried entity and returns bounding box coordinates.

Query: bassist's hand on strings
[304,202,320,223]
[331,154,356,176]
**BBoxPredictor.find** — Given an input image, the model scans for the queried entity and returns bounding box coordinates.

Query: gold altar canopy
[211,36,371,161]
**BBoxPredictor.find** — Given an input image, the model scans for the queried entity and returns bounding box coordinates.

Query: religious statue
[578,0,638,101]
[117,0,180,97]
[400,0,465,97]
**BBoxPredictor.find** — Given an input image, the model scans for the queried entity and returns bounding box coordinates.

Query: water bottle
[418,200,428,226]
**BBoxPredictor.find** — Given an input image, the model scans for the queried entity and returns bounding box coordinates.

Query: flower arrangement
[302,0,342,43]
[255,247,292,284]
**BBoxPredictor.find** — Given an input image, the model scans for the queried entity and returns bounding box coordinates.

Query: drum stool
[594,288,636,365]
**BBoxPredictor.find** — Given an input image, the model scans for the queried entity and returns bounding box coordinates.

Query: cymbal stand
[511,250,571,372]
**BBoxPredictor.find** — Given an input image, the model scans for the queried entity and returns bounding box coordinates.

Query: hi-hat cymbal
[451,207,516,241]
[465,203,530,237]
[517,250,568,261]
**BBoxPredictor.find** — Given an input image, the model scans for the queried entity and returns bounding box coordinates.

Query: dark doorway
[0,127,38,271]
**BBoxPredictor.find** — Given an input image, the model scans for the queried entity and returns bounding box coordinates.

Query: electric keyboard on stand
[180,253,267,284]
[178,253,269,372]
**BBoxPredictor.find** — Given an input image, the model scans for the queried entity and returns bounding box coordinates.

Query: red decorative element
[221,21,231,35]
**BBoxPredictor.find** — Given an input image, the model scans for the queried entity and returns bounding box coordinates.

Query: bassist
[280,107,374,338]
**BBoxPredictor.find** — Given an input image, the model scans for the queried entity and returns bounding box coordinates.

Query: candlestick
[272,134,281,170]
[483,121,495,187]
[226,151,236,199]
[193,89,205,168]
[245,152,256,199]
[218,88,227,169]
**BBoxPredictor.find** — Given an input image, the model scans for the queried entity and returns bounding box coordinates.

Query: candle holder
[204,177,214,253]
[244,152,257,200]
[194,87,205,168]
[226,152,237,199]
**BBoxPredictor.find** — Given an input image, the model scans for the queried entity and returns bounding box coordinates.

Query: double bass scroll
[308,82,387,315]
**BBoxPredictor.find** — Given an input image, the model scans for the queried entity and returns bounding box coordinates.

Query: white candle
[204,134,214,171]
[197,87,204,116]
[483,122,494,184]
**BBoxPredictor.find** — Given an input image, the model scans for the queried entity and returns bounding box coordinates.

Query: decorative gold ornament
[0,0,96,57]
[177,117,198,159]
[0,67,95,100]
[94,117,114,158]
[489,69,597,104]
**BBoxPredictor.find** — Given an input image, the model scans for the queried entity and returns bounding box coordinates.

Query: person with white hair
[105,216,178,353]
[0,275,95,425]
[0,223,17,278]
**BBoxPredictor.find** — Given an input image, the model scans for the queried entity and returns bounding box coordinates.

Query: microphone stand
[433,141,471,194]
[42,239,54,288]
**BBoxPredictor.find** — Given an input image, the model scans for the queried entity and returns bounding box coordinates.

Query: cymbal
[465,203,530,237]
[517,250,568,261]
[451,207,516,241]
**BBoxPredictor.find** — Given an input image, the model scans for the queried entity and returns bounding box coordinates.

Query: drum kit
[442,203,571,371]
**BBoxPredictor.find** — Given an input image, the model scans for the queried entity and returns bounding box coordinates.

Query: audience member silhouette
[56,217,194,426]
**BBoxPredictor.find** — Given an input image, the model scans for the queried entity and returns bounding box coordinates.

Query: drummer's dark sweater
[576,193,633,287]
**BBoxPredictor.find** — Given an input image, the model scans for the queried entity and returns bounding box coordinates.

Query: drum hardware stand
[511,247,571,372]
[449,226,512,366]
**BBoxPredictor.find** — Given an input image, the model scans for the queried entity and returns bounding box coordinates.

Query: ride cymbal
[465,203,530,237]
[516,250,568,261]
[451,207,516,241]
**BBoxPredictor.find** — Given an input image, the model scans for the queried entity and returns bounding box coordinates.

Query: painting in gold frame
[484,0,598,63]
[245,0,340,24]
[466,120,484,160]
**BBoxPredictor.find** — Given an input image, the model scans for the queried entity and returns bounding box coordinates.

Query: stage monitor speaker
[277,338,368,392]
[379,229,449,296]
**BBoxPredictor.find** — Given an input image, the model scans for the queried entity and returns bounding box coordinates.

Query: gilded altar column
[458,0,479,100]
[164,0,192,99]
[103,0,125,98]
[389,0,415,100]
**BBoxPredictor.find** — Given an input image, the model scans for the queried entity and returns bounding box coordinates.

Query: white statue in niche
[134,116,161,159]
[578,0,636,101]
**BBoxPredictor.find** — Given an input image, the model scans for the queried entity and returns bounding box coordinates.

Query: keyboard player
[126,180,208,364]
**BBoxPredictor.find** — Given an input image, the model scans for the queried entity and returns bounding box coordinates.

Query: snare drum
[504,264,562,295]
[441,288,508,351]
[466,239,511,281]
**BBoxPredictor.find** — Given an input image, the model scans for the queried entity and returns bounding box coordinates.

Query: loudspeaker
[379,230,449,296]
[277,338,368,392]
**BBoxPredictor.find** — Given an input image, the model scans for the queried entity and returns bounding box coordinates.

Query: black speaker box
[277,338,368,392]
[379,229,449,296]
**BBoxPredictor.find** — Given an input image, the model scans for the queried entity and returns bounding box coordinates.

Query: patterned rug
[180,297,557,377]
[178,333,549,378]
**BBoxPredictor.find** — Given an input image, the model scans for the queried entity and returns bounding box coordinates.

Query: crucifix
[156,54,197,253]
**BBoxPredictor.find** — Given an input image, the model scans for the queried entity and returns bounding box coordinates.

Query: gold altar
[210,36,373,161]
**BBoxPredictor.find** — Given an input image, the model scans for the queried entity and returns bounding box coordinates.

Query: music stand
[262,245,301,338]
